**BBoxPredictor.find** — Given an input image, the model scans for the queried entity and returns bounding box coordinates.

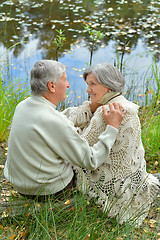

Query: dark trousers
[20,174,76,202]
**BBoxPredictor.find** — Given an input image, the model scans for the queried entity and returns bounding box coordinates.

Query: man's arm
[49,103,125,170]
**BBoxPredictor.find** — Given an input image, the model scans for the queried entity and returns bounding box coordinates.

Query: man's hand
[102,103,126,129]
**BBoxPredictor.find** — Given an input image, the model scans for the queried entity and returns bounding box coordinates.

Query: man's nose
[67,81,70,88]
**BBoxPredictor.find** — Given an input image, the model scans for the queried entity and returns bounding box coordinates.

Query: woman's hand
[102,103,126,129]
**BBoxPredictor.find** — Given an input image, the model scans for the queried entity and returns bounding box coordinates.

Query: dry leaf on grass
[64,199,70,205]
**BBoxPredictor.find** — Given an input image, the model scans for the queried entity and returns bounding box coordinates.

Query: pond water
[0,0,160,106]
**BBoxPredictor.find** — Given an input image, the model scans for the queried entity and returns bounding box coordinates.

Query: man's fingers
[112,102,119,110]
[103,103,126,116]
[102,106,108,113]
[109,102,125,113]
[119,104,124,112]
[108,103,114,111]
[113,102,123,110]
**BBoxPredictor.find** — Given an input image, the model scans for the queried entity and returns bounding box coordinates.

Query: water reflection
[0,0,159,105]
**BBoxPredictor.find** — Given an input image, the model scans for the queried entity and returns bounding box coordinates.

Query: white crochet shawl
[63,95,159,226]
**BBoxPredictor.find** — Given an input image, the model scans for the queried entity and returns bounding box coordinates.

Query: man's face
[54,71,70,104]
[86,73,109,104]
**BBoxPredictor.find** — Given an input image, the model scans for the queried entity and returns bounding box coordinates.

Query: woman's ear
[47,81,56,93]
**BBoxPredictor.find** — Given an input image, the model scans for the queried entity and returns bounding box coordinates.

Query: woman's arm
[62,101,93,128]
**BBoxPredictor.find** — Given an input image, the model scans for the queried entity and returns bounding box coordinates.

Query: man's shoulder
[15,97,31,111]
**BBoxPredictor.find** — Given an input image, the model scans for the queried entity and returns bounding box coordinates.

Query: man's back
[4,96,74,195]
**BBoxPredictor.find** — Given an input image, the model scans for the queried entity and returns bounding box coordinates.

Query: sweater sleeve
[62,101,93,128]
[79,106,108,146]
[45,110,118,170]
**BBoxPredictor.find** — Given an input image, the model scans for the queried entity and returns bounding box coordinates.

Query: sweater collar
[31,95,57,109]
[97,91,121,105]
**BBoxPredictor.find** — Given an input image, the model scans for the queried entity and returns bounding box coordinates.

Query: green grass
[0,61,159,239]
[140,105,160,173]
[0,74,29,142]
[0,187,159,240]
[139,59,160,173]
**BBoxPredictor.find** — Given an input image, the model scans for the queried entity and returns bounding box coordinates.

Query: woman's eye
[87,82,95,86]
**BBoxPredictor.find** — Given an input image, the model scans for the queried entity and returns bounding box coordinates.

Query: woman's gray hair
[83,63,125,92]
[30,60,66,95]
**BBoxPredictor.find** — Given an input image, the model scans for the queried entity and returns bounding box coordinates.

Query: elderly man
[4,60,125,199]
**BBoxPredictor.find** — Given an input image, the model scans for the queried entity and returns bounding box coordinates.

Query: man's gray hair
[83,63,125,92]
[30,60,66,95]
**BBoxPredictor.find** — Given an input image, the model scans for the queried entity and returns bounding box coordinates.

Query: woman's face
[86,73,110,104]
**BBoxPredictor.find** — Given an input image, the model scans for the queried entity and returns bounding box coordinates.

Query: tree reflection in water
[0,0,159,105]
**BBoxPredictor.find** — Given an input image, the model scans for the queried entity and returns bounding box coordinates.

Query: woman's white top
[63,95,160,226]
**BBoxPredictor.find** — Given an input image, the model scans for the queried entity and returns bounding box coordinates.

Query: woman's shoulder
[109,95,139,113]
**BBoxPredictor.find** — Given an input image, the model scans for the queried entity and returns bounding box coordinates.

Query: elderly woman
[64,63,160,226]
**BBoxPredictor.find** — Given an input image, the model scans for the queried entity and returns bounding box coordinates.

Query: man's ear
[47,81,56,93]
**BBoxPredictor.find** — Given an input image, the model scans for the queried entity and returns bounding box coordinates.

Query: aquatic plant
[84,24,104,66]
[144,59,160,108]
[114,40,131,73]
[52,29,66,61]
